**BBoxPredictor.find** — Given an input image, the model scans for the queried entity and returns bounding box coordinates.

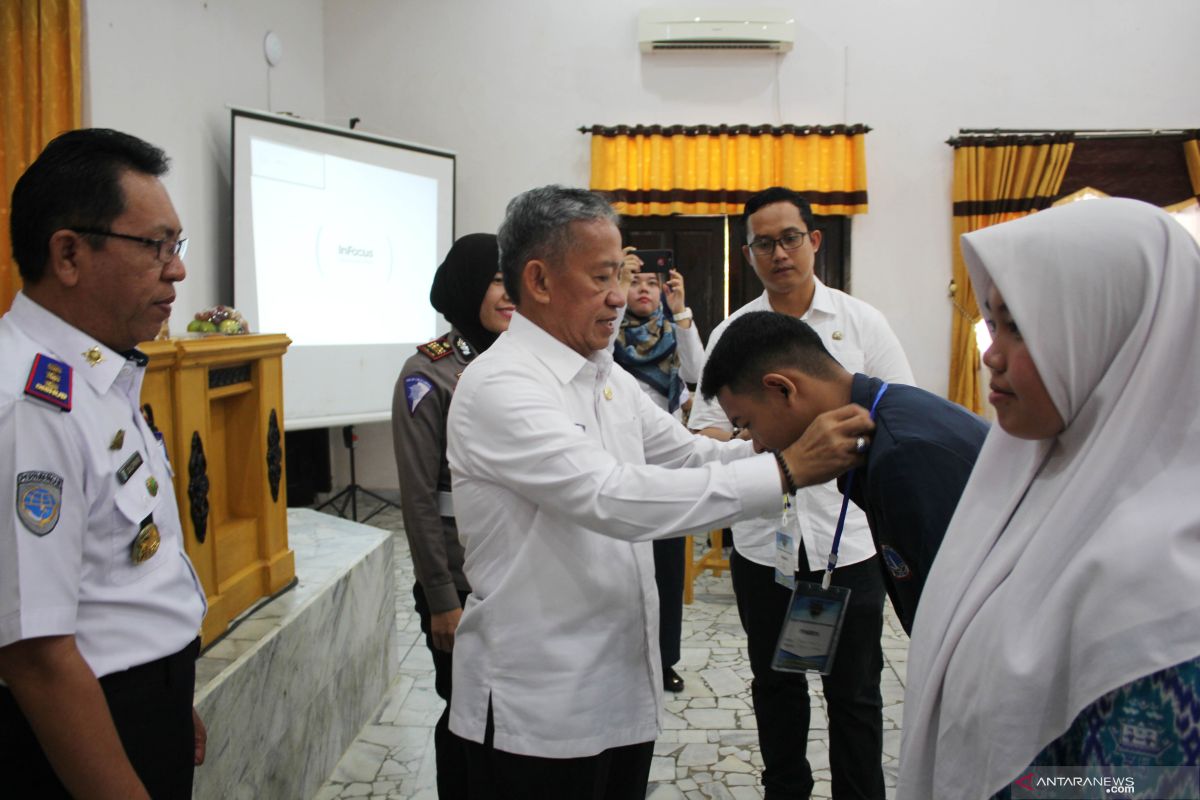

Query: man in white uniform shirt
[689,187,913,800]
[445,185,877,799]
[0,129,207,798]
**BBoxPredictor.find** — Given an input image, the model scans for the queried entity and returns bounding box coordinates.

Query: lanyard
[821,382,889,589]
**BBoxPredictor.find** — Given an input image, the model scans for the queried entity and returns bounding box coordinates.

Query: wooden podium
[140,334,295,644]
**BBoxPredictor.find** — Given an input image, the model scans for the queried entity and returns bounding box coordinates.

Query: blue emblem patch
[405,375,434,415]
[881,545,911,580]
[24,354,72,411]
[16,471,64,536]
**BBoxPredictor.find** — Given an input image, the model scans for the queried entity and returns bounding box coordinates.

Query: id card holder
[771,582,851,675]
[775,531,797,589]
[774,496,800,590]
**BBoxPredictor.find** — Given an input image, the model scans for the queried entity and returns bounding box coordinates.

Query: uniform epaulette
[417,336,454,362]
[24,354,72,412]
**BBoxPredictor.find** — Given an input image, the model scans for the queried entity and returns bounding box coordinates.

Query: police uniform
[390,328,475,800]
[0,292,207,797]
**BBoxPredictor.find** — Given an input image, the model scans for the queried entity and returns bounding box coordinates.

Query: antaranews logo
[1012,769,1138,797]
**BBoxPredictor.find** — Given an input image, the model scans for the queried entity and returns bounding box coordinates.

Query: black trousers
[653,536,685,668]
[0,637,200,799]
[414,582,474,800]
[731,548,885,800]
[463,702,654,800]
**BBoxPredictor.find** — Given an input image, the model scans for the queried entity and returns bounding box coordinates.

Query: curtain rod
[951,127,1193,143]
[579,123,872,136]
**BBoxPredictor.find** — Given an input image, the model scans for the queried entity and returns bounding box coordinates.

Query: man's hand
[695,426,752,443]
[779,404,875,488]
[193,707,207,766]
[430,607,463,653]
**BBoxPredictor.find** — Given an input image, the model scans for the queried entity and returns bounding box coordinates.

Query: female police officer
[391,233,512,799]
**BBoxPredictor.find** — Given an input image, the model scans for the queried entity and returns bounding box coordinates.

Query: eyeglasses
[748,231,812,256]
[70,228,188,264]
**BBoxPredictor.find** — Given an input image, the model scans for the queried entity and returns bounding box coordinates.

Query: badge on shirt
[454,336,474,360]
[405,375,434,415]
[417,337,453,361]
[131,518,161,564]
[16,471,63,536]
[24,354,73,412]
[117,452,144,485]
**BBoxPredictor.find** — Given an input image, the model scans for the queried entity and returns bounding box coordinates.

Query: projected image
[249,138,438,346]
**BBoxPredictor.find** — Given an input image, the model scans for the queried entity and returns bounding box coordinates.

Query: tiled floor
[315,505,909,800]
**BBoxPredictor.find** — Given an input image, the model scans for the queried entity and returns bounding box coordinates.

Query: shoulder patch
[417,337,453,362]
[404,375,435,415]
[16,471,63,536]
[24,354,72,411]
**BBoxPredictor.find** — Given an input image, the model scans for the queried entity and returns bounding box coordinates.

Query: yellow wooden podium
[140,334,295,644]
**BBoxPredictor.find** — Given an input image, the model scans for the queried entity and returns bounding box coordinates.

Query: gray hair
[497,185,618,304]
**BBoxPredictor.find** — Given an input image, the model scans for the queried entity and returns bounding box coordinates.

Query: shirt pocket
[108,470,166,585]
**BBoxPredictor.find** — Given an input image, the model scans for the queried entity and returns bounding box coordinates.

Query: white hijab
[898,198,1200,799]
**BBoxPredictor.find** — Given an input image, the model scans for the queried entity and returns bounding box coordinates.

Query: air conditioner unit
[638,8,795,53]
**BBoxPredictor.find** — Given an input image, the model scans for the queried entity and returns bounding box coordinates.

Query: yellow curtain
[947,133,1074,412]
[0,0,83,315]
[586,124,870,216]
[1184,132,1200,199]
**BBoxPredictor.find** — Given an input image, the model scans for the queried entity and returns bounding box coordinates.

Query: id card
[772,582,851,675]
[774,497,800,589]
[775,531,797,589]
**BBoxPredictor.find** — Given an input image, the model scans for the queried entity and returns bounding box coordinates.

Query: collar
[506,311,613,385]
[850,372,884,409]
[764,277,835,321]
[10,292,134,395]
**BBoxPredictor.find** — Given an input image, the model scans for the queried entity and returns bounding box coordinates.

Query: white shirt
[623,321,705,420]
[0,293,206,678]
[446,312,781,758]
[689,280,914,570]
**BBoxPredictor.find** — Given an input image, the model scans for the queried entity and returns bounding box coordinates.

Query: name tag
[775,530,797,590]
[772,582,851,676]
[774,496,801,589]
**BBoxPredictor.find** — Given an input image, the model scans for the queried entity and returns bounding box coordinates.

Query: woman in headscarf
[898,199,1200,799]
[612,251,705,693]
[392,233,512,800]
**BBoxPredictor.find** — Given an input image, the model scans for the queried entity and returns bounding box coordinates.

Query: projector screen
[232,108,455,430]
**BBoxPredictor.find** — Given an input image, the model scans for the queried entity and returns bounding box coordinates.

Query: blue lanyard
[821,382,888,589]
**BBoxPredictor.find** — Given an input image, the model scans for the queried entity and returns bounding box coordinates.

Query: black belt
[98,636,201,691]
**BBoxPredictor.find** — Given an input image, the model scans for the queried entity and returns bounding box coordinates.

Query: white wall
[320,0,1199,491]
[85,0,327,325]
[84,0,334,491]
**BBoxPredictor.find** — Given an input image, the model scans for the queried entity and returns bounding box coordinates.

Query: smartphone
[631,248,674,277]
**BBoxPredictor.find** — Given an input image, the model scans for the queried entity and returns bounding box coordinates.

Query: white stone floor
[314,505,909,800]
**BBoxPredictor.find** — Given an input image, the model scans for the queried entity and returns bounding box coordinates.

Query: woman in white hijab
[898,198,1200,799]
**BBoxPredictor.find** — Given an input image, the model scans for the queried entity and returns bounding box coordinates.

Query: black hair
[429,232,503,352]
[496,185,617,305]
[700,311,840,401]
[740,186,817,241]
[10,128,169,283]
